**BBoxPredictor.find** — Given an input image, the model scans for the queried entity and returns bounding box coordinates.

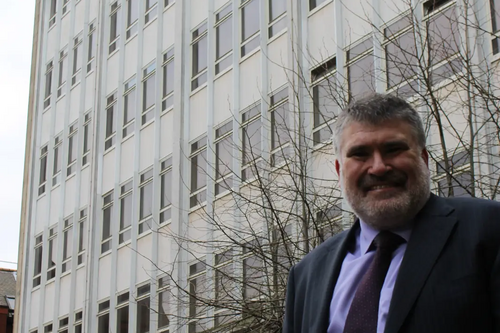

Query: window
[241,104,261,181]
[214,250,235,328]
[62,216,73,273]
[109,2,121,54]
[384,15,419,98]
[162,49,174,110]
[160,157,172,223]
[436,151,472,197]
[425,3,462,84]
[215,122,233,195]
[136,284,150,333]
[126,0,138,39]
[123,77,136,137]
[242,241,263,307]
[309,0,327,10]
[347,37,375,100]
[67,124,77,176]
[39,145,48,195]
[57,49,67,98]
[310,205,342,248]
[52,135,62,186]
[142,63,156,124]
[74,311,83,333]
[268,0,286,38]
[72,36,82,85]
[157,276,170,330]
[116,292,129,333]
[82,113,91,166]
[145,0,158,24]
[44,323,53,333]
[139,170,153,234]
[49,0,57,27]
[491,0,500,53]
[87,22,96,72]
[119,180,133,243]
[58,317,69,333]
[47,226,57,280]
[190,136,207,208]
[215,4,233,74]
[33,234,43,287]
[270,87,289,166]
[311,57,337,145]
[164,0,173,7]
[62,0,69,15]
[77,208,87,264]
[241,0,260,57]
[101,191,113,253]
[44,61,53,109]
[188,261,207,333]
[97,300,110,333]
[105,93,117,150]
[191,23,208,90]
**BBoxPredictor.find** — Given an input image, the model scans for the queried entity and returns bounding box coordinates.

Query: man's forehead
[339,120,413,149]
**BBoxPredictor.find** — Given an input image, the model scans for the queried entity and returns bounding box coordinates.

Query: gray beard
[342,162,431,229]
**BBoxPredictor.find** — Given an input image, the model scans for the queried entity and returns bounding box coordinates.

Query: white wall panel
[74,1,85,32]
[239,52,261,108]
[35,196,47,235]
[50,186,61,224]
[162,7,176,50]
[157,225,171,270]
[64,175,76,217]
[69,84,81,123]
[143,21,158,67]
[30,289,40,328]
[84,72,96,111]
[136,234,152,283]
[189,88,208,141]
[55,98,66,134]
[102,150,116,193]
[342,0,372,46]
[120,137,135,183]
[380,0,407,24]
[124,37,139,80]
[80,167,90,207]
[214,70,233,126]
[98,254,112,299]
[106,53,120,95]
[267,34,288,91]
[191,0,208,29]
[160,111,174,158]
[89,0,99,23]
[74,267,86,308]
[41,110,51,145]
[44,282,55,322]
[214,0,230,12]
[140,123,154,171]
[46,27,57,63]
[308,2,336,63]
[60,14,71,47]
[117,246,131,291]
[59,274,71,316]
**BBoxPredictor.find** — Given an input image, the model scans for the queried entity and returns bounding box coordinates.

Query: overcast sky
[0,1,36,270]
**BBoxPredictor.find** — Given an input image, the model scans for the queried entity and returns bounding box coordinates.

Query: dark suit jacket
[283,194,500,333]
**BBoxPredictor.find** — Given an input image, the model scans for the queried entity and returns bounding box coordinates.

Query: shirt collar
[359,220,412,254]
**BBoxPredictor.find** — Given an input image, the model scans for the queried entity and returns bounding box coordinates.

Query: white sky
[0,1,36,270]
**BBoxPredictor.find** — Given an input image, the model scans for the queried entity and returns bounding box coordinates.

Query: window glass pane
[492,0,500,31]
[128,0,138,25]
[386,31,418,88]
[189,275,206,317]
[216,16,232,59]
[143,73,156,111]
[313,79,337,128]
[191,150,207,191]
[163,59,175,97]
[427,7,459,65]
[34,246,43,275]
[242,119,261,164]
[270,0,286,22]
[124,88,136,124]
[242,0,260,41]
[271,102,289,150]
[97,314,109,333]
[116,305,129,333]
[106,106,115,137]
[137,297,150,333]
[243,255,262,299]
[161,170,172,208]
[193,35,208,76]
[120,194,132,229]
[216,135,232,179]
[348,53,375,98]
[63,227,73,260]
[158,290,170,328]
[140,182,153,219]
[103,206,112,239]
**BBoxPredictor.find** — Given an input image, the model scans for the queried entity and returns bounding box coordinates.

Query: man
[283,93,500,333]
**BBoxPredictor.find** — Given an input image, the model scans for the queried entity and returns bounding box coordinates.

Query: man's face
[335,119,430,229]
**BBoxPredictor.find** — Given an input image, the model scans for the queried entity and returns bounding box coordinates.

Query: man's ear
[335,159,341,176]
[421,148,429,167]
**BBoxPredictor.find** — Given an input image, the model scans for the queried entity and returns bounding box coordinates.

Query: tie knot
[373,231,405,253]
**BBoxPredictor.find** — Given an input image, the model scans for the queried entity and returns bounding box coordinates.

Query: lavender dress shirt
[327,221,411,333]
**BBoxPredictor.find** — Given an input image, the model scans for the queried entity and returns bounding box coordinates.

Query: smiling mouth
[369,185,397,191]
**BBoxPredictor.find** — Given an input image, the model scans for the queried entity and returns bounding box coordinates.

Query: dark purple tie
[343,231,405,333]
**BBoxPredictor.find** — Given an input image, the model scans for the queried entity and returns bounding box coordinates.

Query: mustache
[358,171,407,190]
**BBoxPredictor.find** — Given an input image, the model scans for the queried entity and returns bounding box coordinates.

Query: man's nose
[368,152,390,176]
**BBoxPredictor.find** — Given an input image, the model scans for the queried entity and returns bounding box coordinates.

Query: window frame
[82,112,91,166]
[33,234,43,288]
[58,316,69,333]
[67,123,78,176]
[142,63,156,125]
[101,191,113,253]
[39,145,49,195]
[213,249,235,328]
[72,35,83,86]
[123,77,136,138]
[87,22,97,73]
[119,180,133,244]
[97,300,110,333]
[269,87,289,166]
[240,103,262,181]
[160,157,172,224]
[214,122,233,196]
[144,0,159,24]
[188,260,207,333]
[189,136,208,208]
[136,283,151,333]
[105,93,117,150]
[138,169,154,234]
[57,49,68,98]
[240,0,260,57]
[46,226,57,281]
[215,4,233,75]
[49,0,57,27]
[77,208,87,265]
[162,49,175,111]
[126,0,139,39]
[74,310,83,333]
[346,36,375,100]
[61,215,73,273]
[116,291,129,333]
[109,2,121,54]
[52,135,62,186]
[191,23,208,91]
[44,61,54,109]
[434,150,472,197]
[157,275,171,331]
[268,0,287,38]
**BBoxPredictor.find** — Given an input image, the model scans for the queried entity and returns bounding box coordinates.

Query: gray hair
[332,93,426,155]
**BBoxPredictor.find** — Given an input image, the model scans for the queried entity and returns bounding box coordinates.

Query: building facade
[16,0,500,332]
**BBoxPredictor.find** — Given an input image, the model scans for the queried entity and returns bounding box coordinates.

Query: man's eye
[349,151,368,158]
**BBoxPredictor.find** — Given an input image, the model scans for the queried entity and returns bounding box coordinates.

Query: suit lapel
[385,195,457,333]
[315,222,360,332]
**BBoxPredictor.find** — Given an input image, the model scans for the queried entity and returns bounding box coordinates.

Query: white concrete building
[16,0,500,332]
